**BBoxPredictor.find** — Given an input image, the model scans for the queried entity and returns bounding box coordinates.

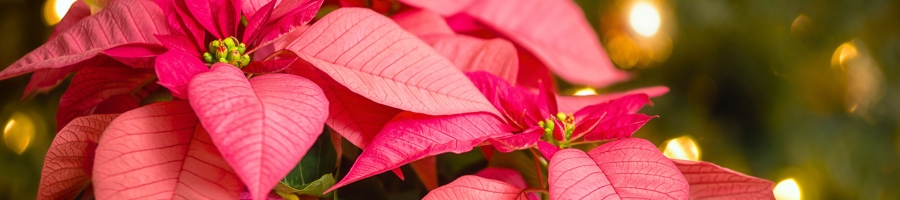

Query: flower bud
[209,40,221,54]
[203,52,213,63]
[543,119,555,135]
[227,48,241,61]
[238,43,247,54]
[223,37,237,49]
[556,112,567,121]
[215,45,228,61]
[241,55,250,66]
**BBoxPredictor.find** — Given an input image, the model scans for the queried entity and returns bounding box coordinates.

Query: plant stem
[529,148,547,189]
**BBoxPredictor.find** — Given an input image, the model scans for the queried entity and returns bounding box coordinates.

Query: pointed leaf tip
[673,159,776,199]
[329,112,508,192]
[556,86,669,114]
[1,0,168,81]
[155,50,210,99]
[189,64,328,200]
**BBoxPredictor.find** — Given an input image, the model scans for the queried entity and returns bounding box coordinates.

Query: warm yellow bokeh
[790,14,812,36]
[629,2,660,37]
[43,0,77,25]
[573,88,598,96]
[830,40,884,115]
[3,112,35,155]
[831,42,858,69]
[774,178,802,200]
[661,136,700,161]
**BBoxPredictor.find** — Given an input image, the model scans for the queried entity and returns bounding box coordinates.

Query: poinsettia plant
[1,0,775,199]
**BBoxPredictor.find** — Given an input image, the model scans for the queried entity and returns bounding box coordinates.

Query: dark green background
[1,0,898,199]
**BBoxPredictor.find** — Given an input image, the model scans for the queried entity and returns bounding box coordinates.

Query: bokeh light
[42,0,77,25]
[606,32,642,69]
[790,14,812,36]
[629,2,660,37]
[661,136,700,161]
[830,40,884,116]
[573,88,598,96]
[3,112,35,155]
[773,178,801,200]
[832,42,858,69]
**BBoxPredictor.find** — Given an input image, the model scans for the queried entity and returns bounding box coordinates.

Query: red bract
[389,7,670,113]
[330,72,656,190]
[3,0,779,199]
[92,102,246,199]
[38,114,117,200]
[392,9,520,84]
[4,0,500,199]
[672,159,776,199]
[281,8,500,150]
[186,64,329,200]
[425,143,777,200]
[334,72,774,199]
[425,139,690,200]
[399,0,628,88]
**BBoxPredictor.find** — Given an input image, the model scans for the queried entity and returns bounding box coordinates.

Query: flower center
[204,37,250,68]
[538,112,576,146]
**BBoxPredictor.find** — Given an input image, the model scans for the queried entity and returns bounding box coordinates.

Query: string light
[43,0,77,25]
[629,2,661,37]
[661,136,700,161]
[573,88,598,96]
[4,112,35,155]
[774,178,801,200]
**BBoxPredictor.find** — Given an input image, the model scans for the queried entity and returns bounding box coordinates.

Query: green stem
[529,148,548,189]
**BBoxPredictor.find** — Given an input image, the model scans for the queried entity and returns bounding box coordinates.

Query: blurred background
[0,0,898,199]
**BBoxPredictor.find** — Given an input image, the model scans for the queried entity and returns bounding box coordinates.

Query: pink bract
[92,102,244,199]
[6,1,781,199]
[188,64,328,200]
[425,139,691,200]
[37,114,117,200]
[392,9,520,84]
[424,176,528,200]
[400,0,629,87]
[332,72,659,191]
[673,159,776,199]
[328,111,509,191]
[548,139,689,199]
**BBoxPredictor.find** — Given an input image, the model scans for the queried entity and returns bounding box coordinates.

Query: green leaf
[140,88,173,106]
[275,174,336,198]
[281,128,338,188]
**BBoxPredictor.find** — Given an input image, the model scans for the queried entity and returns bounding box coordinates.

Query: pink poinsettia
[427,147,777,199]
[3,0,777,199]
[11,0,502,199]
[343,0,629,88]
[388,7,670,120]
[427,139,690,200]
[328,71,654,190]
[330,72,775,199]
[312,8,668,179]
